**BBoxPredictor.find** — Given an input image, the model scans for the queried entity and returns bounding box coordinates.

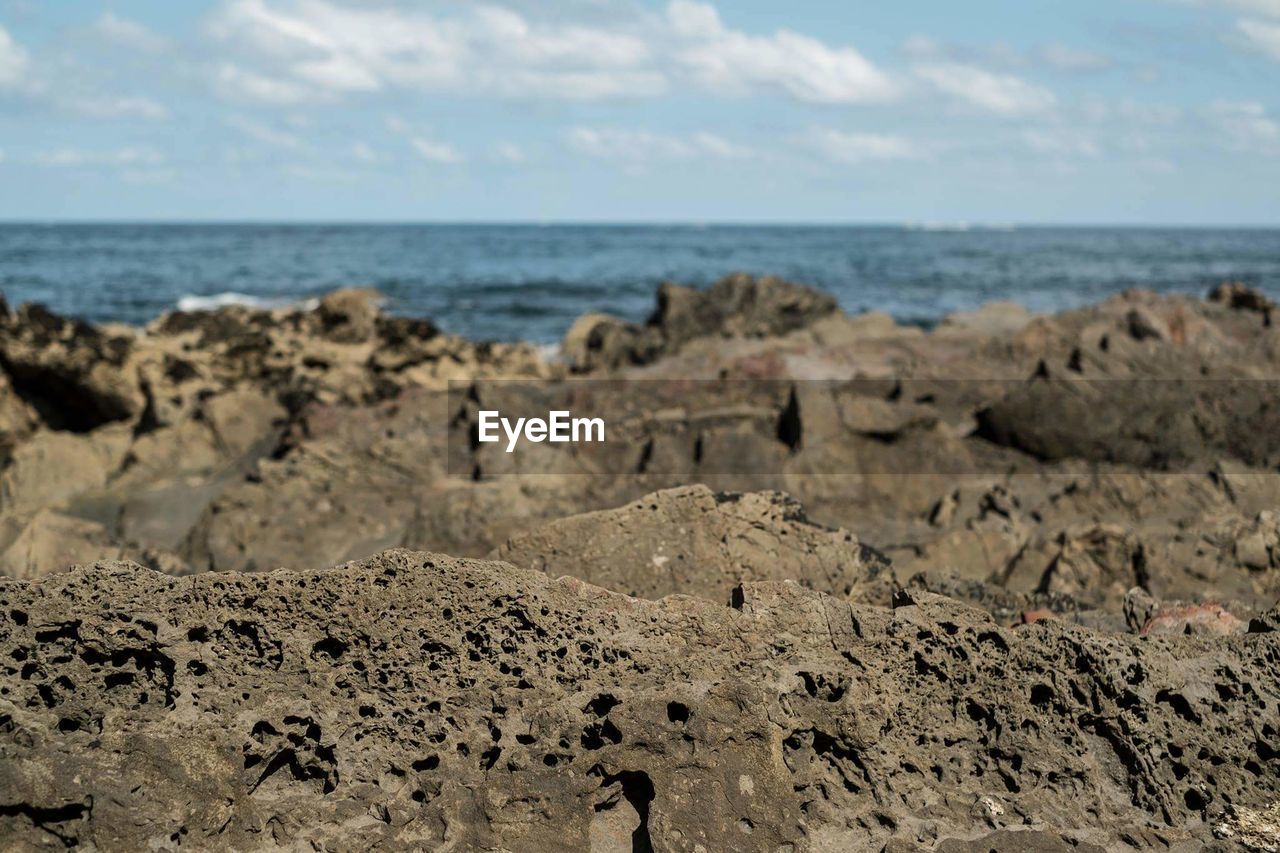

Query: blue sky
[0,0,1277,223]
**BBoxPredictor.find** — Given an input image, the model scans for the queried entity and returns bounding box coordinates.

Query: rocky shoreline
[2,275,1280,850]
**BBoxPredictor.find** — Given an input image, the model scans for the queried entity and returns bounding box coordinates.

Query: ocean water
[1,224,1278,343]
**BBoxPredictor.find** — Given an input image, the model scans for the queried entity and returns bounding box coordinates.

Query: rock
[1126,306,1172,342]
[314,287,382,343]
[0,550,1274,850]
[939,301,1035,336]
[1233,510,1280,571]
[1017,607,1058,625]
[1214,801,1280,851]
[1237,532,1272,571]
[561,312,658,373]
[492,485,893,603]
[1209,281,1274,314]
[562,274,837,372]
[1141,601,1246,636]
[0,510,126,580]
[0,425,132,514]
[1040,524,1146,604]
[975,376,1280,470]
[0,303,145,430]
[653,273,838,343]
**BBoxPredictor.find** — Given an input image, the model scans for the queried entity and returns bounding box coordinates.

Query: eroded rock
[1,551,1277,851]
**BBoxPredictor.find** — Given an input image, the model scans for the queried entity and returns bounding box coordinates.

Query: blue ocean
[1,224,1277,343]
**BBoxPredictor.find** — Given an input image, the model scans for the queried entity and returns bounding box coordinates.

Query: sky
[0,0,1278,224]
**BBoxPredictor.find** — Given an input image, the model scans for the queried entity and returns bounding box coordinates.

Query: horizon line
[1,218,1279,229]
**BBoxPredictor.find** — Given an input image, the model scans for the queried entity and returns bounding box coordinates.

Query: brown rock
[1209,281,1274,314]
[492,485,892,603]
[0,551,1272,850]
[1140,601,1246,636]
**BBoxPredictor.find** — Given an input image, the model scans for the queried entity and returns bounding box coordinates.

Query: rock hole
[777,386,802,452]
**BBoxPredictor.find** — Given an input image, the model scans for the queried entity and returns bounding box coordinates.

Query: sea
[1,223,1277,343]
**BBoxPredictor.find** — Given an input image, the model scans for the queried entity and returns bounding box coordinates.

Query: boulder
[1,551,1274,851]
[492,485,893,603]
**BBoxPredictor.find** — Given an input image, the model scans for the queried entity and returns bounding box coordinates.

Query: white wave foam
[534,342,563,363]
[174,292,317,313]
[176,292,274,312]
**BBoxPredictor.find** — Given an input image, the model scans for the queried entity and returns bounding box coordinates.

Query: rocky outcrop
[562,273,838,372]
[2,552,1278,851]
[0,291,553,579]
[492,484,893,603]
[2,281,1280,619]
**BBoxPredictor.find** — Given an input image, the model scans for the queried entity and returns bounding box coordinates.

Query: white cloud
[215,62,323,104]
[1212,100,1280,153]
[1039,44,1112,72]
[351,141,379,163]
[64,95,169,120]
[568,127,753,162]
[1217,0,1280,17]
[95,13,168,52]
[34,146,165,168]
[913,62,1056,115]
[0,25,29,89]
[226,114,303,148]
[209,0,661,101]
[802,128,922,164]
[570,127,693,160]
[207,0,898,104]
[665,1,898,103]
[495,142,527,163]
[691,131,754,159]
[411,137,463,164]
[1022,129,1101,157]
[1238,17,1280,59]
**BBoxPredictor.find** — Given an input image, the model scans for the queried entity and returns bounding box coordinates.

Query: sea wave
[175,292,318,312]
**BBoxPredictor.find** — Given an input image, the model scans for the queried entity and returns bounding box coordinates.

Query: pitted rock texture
[492,484,893,603]
[2,551,1279,851]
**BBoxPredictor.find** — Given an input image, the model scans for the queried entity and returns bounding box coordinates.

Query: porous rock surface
[3,550,1278,851]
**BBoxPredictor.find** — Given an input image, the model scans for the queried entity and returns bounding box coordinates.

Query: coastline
[1,273,1279,849]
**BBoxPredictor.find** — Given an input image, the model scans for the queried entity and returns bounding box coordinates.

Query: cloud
[802,128,922,164]
[226,114,303,148]
[0,25,29,89]
[411,137,463,164]
[1213,0,1280,17]
[690,131,753,159]
[34,146,165,168]
[215,62,324,104]
[207,0,898,104]
[63,95,169,120]
[1022,129,1101,157]
[913,62,1056,115]
[1238,17,1280,59]
[208,0,662,101]
[1170,1,1280,61]
[1211,100,1280,153]
[351,142,379,163]
[95,13,168,53]
[568,127,754,161]
[1039,44,1113,72]
[495,142,527,163]
[665,1,898,103]
[905,34,1114,76]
